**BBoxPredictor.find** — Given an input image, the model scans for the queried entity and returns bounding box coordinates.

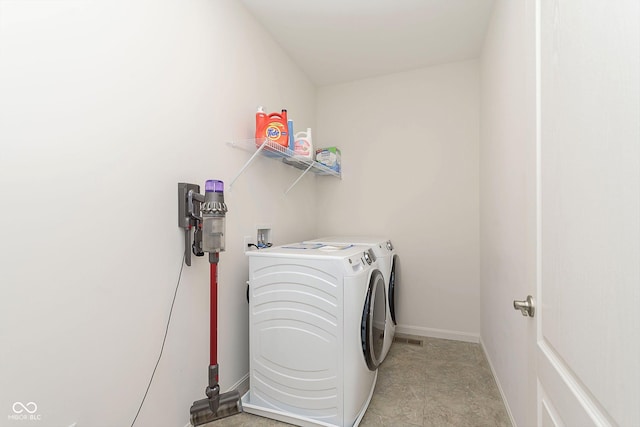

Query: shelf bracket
[228,140,268,189]
[284,162,314,195]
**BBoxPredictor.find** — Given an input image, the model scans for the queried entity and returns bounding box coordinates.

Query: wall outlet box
[256,227,272,248]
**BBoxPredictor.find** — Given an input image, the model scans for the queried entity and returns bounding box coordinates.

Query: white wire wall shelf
[227,138,341,194]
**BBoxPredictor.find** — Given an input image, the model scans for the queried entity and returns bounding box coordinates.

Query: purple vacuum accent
[205,180,224,193]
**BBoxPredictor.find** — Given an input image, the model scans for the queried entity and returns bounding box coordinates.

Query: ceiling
[240,0,495,86]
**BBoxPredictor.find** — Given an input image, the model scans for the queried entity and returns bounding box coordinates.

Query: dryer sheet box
[315,147,341,173]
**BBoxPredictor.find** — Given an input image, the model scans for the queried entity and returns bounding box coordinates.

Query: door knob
[513,295,535,317]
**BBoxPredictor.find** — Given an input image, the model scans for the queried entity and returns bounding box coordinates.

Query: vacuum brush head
[190,390,242,426]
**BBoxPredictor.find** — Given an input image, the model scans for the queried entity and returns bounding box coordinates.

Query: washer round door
[361,269,386,370]
[389,254,398,325]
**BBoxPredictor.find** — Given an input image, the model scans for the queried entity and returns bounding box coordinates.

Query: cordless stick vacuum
[179,180,242,425]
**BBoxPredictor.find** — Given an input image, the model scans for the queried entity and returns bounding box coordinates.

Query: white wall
[479,1,536,426]
[316,61,480,341]
[0,1,318,426]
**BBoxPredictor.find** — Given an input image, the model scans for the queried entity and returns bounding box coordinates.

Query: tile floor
[207,336,511,427]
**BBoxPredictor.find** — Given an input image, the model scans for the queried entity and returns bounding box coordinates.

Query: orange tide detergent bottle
[255,107,289,150]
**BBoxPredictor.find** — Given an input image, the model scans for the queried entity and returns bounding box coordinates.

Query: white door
[536,0,640,426]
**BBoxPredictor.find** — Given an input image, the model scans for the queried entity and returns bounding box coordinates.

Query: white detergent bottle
[293,128,313,160]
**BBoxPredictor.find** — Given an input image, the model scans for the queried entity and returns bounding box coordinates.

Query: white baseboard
[229,372,250,397]
[479,338,517,427]
[395,324,480,343]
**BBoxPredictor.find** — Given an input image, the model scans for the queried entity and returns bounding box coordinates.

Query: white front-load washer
[304,237,398,363]
[242,243,386,427]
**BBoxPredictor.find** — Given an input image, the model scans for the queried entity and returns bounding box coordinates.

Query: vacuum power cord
[131,254,185,427]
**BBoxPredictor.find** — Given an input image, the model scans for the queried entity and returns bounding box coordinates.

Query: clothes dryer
[304,237,398,363]
[242,243,386,427]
